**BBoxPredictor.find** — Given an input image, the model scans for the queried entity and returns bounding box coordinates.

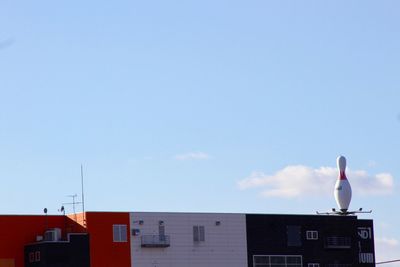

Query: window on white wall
[159,224,166,241]
[193,225,205,242]
[113,224,127,242]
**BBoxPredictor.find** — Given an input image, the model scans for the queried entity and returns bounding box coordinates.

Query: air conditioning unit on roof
[44,228,62,242]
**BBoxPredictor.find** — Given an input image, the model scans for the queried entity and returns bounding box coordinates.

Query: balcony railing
[141,235,170,248]
[325,236,351,248]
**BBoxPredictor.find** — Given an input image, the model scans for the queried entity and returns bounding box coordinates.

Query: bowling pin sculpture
[334,156,352,213]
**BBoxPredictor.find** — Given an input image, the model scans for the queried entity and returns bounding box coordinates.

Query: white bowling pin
[334,156,352,212]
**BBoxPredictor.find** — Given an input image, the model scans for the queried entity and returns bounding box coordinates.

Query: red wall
[84,212,131,267]
[0,215,67,267]
[0,212,131,267]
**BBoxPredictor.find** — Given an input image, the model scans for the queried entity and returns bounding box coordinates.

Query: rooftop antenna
[317,155,372,216]
[63,194,82,221]
[43,208,48,229]
[58,205,66,238]
[81,164,86,227]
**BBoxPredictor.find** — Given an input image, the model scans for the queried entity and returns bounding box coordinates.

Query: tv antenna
[63,194,82,221]
[81,164,86,227]
[59,164,87,226]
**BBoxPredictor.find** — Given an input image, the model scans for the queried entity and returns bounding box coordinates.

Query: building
[0,211,375,267]
[0,215,87,267]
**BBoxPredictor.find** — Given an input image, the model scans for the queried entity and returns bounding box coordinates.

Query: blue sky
[1,0,399,262]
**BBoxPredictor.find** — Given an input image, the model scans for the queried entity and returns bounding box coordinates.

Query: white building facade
[130,212,248,267]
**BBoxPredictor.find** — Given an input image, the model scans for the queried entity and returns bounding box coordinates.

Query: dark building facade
[24,234,90,267]
[246,214,375,267]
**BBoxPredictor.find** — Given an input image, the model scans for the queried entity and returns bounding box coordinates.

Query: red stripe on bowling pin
[340,170,347,180]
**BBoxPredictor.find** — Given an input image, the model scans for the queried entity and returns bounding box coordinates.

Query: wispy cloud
[237,165,394,198]
[174,152,210,161]
[376,237,399,247]
[375,237,400,263]
[0,38,14,50]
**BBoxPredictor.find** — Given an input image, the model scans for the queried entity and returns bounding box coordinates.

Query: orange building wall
[84,212,131,267]
[0,215,67,267]
[67,212,86,230]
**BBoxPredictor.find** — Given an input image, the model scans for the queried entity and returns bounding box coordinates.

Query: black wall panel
[246,214,375,267]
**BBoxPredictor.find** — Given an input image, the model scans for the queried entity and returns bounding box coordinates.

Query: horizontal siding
[130,212,248,267]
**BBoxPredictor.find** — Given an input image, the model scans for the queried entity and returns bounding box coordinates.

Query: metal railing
[141,235,170,247]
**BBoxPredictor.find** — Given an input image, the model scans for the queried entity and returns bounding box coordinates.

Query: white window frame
[306,230,318,240]
[253,255,302,267]
[113,224,128,242]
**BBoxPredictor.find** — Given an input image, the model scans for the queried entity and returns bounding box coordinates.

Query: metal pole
[81,164,86,227]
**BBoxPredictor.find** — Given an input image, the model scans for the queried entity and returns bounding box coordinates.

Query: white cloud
[375,237,400,263]
[237,165,394,198]
[174,152,210,161]
[378,222,392,231]
[376,237,399,247]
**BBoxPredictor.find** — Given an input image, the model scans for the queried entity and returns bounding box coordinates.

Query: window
[113,224,127,242]
[193,225,205,242]
[306,231,318,240]
[35,251,41,262]
[253,255,302,267]
[159,224,166,241]
[287,226,302,246]
[308,264,320,267]
[29,252,34,263]
[325,236,351,248]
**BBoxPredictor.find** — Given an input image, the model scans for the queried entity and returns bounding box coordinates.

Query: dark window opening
[287,225,302,246]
